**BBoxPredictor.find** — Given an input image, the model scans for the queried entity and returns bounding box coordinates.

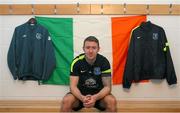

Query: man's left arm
[93,76,111,100]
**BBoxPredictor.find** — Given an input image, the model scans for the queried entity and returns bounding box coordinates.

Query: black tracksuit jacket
[7,20,56,80]
[123,21,177,88]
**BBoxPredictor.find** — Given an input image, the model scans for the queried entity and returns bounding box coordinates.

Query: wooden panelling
[0,100,180,112]
[11,5,32,15]
[78,4,90,14]
[33,4,55,15]
[0,5,9,14]
[149,5,169,15]
[126,4,147,15]
[103,4,124,15]
[0,4,180,15]
[90,4,102,14]
[172,5,180,15]
[56,4,90,15]
[56,4,77,15]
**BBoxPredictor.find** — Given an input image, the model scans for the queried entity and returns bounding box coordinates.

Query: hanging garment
[123,21,177,89]
[7,18,56,81]
[112,15,147,84]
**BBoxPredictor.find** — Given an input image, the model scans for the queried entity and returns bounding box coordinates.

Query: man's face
[83,41,100,61]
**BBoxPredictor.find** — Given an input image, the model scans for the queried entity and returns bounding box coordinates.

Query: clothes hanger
[28,5,36,25]
[28,18,36,25]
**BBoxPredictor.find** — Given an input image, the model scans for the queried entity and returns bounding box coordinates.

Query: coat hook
[169,4,172,14]
[31,4,34,15]
[101,4,104,15]
[54,4,57,15]
[77,2,80,14]
[123,3,126,14]
[146,4,150,15]
[9,4,12,14]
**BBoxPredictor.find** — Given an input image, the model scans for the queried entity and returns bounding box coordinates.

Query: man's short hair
[83,36,99,47]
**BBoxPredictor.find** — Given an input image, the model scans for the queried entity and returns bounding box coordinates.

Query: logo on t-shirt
[80,70,86,73]
[93,67,101,75]
[84,78,97,88]
[36,33,42,40]
[152,33,158,40]
[48,36,51,40]
[22,34,27,38]
[137,36,141,39]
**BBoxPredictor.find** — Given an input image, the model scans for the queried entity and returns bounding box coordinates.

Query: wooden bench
[0,100,180,112]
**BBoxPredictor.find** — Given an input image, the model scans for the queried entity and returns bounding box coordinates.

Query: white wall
[0,15,180,100]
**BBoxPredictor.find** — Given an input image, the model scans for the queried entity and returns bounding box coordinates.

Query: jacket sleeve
[161,28,177,85]
[7,28,18,80]
[42,31,56,80]
[123,30,135,89]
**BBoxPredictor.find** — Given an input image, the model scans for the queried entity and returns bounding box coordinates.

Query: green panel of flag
[36,17,73,85]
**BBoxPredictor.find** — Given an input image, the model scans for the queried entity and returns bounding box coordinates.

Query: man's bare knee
[103,95,117,112]
[62,96,72,104]
[61,94,75,112]
[107,97,116,111]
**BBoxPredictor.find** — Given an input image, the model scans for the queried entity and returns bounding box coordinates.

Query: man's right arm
[70,76,85,102]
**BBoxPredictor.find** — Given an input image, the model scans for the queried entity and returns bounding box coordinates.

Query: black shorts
[67,92,105,111]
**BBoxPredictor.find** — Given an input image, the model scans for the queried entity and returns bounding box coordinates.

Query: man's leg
[60,93,82,112]
[98,94,117,112]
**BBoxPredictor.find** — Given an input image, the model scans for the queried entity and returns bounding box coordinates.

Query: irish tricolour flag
[36,15,146,85]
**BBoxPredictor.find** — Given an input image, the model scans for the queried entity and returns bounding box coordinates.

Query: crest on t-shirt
[152,33,158,40]
[93,67,101,75]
